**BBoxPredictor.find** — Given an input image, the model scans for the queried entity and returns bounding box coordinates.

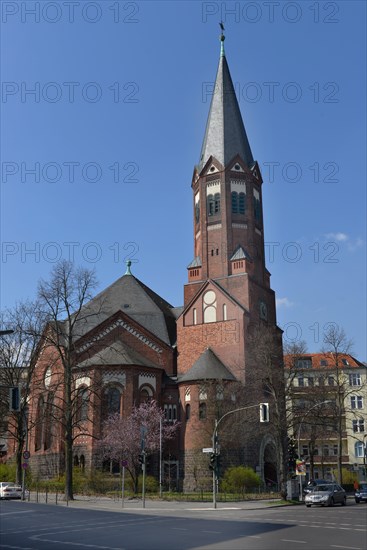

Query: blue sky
[1,1,366,360]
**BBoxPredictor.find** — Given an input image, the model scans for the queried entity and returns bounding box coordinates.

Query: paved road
[1,498,366,549]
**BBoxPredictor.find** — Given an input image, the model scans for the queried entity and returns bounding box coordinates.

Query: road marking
[0,546,36,550]
[331,546,364,550]
[281,540,307,544]
[0,510,34,516]
[171,527,188,531]
[202,530,221,534]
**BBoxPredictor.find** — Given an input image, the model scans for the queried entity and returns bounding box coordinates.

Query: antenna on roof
[219,22,225,56]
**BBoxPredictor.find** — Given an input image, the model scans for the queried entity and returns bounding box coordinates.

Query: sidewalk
[25,492,290,513]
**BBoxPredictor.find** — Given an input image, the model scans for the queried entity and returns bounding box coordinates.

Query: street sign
[21,463,28,469]
[23,451,30,460]
[121,460,128,468]
[202,447,213,453]
[295,459,306,475]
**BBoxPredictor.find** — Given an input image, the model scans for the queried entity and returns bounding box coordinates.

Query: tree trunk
[64,364,74,500]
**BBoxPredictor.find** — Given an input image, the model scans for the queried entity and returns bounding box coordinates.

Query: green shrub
[221,466,261,495]
[137,475,159,493]
[0,463,16,482]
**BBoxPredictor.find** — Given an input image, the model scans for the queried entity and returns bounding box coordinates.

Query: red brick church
[27,33,285,491]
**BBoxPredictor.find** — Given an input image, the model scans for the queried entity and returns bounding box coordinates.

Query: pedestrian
[353,480,359,491]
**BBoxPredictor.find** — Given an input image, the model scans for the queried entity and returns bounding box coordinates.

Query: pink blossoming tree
[100,400,179,493]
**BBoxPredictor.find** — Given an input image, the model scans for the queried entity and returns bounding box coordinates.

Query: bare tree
[0,301,44,483]
[321,325,359,484]
[35,260,99,500]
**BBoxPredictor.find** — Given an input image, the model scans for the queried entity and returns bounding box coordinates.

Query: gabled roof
[230,246,252,262]
[71,274,178,347]
[179,348,236,382]
[77,340,155,368]
[198,44,254,172]
[284,353,365,370]
[187,256,202,268]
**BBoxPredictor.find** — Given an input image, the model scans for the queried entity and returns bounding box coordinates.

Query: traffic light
[209,453,216,471]
[287,437,298,473]
[138,454,145,466]
[9,387,20,412]
[259,403,269,422]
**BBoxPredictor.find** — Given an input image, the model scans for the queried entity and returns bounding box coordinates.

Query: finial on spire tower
[125,260,132,275]
[219,21,225,56]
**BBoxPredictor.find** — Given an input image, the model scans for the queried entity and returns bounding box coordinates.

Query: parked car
[305,483,346,507]
[355,482,367,503]
[303,479,328,496]
[0,482,22,500]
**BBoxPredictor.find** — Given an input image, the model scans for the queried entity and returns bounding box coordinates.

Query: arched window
[239,192,246,214]
[207,194,214,216]
[185,404,191,421]
[80,455,85,472]
[77,386,89,422]
[199,402,206,420]
[74,455,79,467]
[140,385,153,404]
[232,191,238,213]
[44,393,54,450]
[106,387,121,415]
[35,395,45,451]
[214,193,221,214]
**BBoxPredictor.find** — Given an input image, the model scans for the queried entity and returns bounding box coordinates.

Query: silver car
[305,483,346,507]
[0,482,22,500]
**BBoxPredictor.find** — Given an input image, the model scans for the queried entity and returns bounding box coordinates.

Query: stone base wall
[29,452,63,480]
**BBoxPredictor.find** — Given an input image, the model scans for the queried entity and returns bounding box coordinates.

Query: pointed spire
[124,260,132,275]
[199,32,254,171]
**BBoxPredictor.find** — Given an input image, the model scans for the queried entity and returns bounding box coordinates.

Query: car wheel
[355,498,360,504]
[342,497,346,506]
[306,504,311,507]
[329,498,334,507]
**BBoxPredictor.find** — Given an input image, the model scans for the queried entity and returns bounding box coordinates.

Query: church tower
[177,31,284,490]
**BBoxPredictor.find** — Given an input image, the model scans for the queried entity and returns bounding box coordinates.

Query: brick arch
[259,433,278,484]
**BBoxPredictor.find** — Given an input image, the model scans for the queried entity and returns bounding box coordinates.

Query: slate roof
[198,47,254,171]
[179,348,236,382]
[230,246,252,262]
[71,274,178,347]
[187,256,202,268]
[77,340,155,368]
[284,353,366,370]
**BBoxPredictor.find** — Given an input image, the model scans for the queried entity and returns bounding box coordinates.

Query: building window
[164,404,177,422]
[199,386,207,401]
[106,387,121,415]
[298,377,304,387]
[44,393,54,450]
[140,386,153,403]
[320,359,327,366]
[223,304,227,321]
[307,377,314,387]
[216,385,224,400]
[76,387,89,422]
[296,359,312,369]
[207,194,214,216]
[342,358,349,366]
[203,290,217,323]
[35,395,45,451]
[352,419,365,433]
[232,191,238,213]
[332,445,338,456]
[185,387,191,402]
[355,441,364,458]
[349,373,361,386]
[328,376,335,386]
[238,192,246,214]
[351,396,363,409]
[193,308,197,325]
[323,445,329,456]
[214,193,221,214]
[199,402,207,420]
[185,404,191,421]
[302,444,309,456]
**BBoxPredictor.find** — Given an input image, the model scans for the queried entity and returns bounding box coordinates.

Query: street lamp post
[297,400,332,501]
[212,403,269,509]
